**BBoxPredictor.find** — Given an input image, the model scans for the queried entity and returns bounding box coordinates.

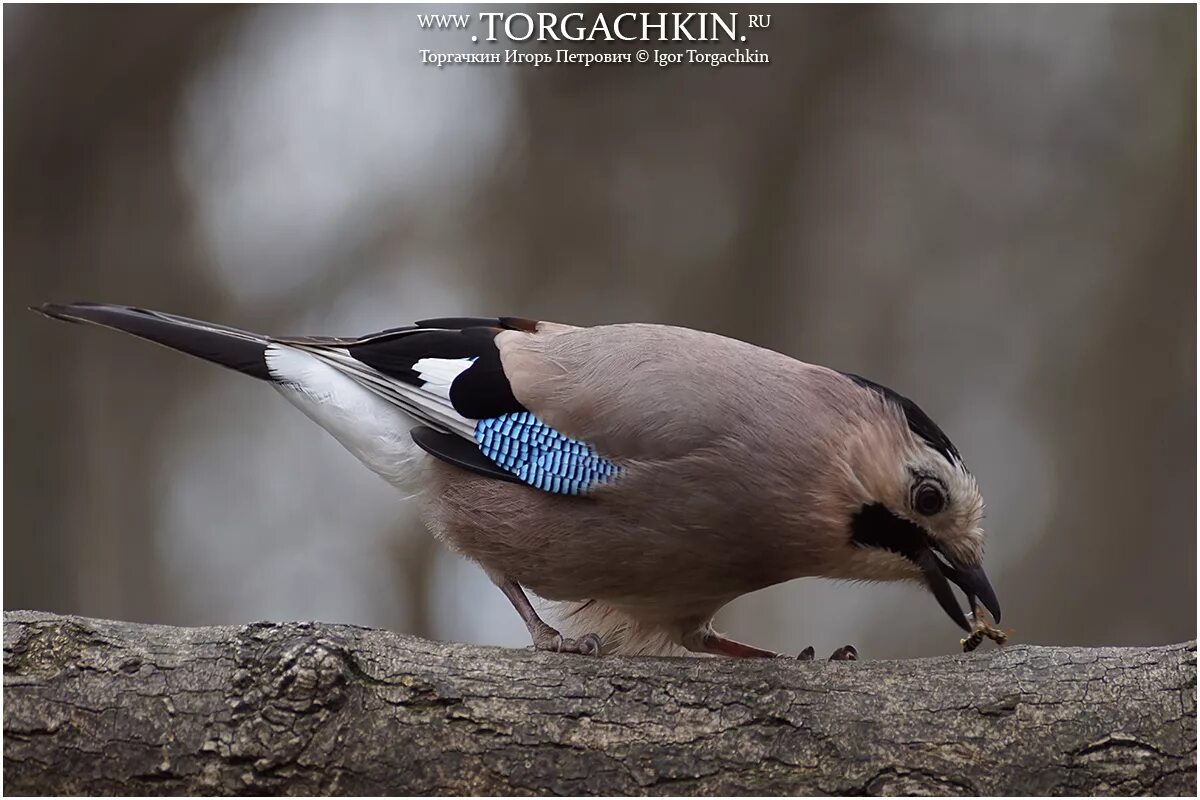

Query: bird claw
[534,630,603,656]
[829,644,858,661]
[575,633,603,656]
[795,644,858,661]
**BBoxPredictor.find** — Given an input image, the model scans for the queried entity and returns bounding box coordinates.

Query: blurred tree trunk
[4,611,1195,796]
[1012,10,1196,648]
[4,6,243,621]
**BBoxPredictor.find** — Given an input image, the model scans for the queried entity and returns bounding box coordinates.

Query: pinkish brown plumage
[34,303,1000,658]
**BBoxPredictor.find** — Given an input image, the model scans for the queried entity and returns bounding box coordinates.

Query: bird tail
[33,302,271,381]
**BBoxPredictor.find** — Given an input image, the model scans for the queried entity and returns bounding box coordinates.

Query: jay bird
[34,303,1000,658]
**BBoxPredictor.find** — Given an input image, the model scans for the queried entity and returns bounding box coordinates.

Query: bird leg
[495,578,603,656]
[685,630,780,658]
[688,630,859,661]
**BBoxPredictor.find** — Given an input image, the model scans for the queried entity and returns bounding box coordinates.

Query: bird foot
[495,578,604,656]
[796,644,858,661]
[532,628,603,656]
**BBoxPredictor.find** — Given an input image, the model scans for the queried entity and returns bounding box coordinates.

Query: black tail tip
[31,302,69,320]
[31,301,108,322]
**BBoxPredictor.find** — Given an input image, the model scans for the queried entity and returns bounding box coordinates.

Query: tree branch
[3,611,1194,795]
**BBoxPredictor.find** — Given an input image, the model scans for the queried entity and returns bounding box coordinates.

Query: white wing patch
[412,357,476,400]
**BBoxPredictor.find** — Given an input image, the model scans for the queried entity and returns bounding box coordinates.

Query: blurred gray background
[5,4,1195,658]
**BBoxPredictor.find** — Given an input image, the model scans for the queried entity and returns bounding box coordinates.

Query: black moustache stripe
[850,503,929,558]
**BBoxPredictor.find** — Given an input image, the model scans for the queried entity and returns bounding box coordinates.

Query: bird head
[824,373,1000,632]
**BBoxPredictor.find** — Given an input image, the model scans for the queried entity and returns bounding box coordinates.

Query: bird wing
[274,316,627,495]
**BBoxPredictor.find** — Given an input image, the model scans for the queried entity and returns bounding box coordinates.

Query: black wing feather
[411,426,522,483]
[348,327,525,420]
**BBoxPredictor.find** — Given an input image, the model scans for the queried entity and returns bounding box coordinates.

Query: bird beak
[913,548,1001,632]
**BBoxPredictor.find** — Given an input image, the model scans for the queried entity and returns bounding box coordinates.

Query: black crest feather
[842,372,963,467]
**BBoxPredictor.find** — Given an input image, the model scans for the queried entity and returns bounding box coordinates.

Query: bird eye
[913,482,945,516]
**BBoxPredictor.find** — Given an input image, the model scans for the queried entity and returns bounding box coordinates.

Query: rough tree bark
[3,611,1194,796]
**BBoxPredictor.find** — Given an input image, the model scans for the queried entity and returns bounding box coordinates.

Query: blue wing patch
[474,412,620,495]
